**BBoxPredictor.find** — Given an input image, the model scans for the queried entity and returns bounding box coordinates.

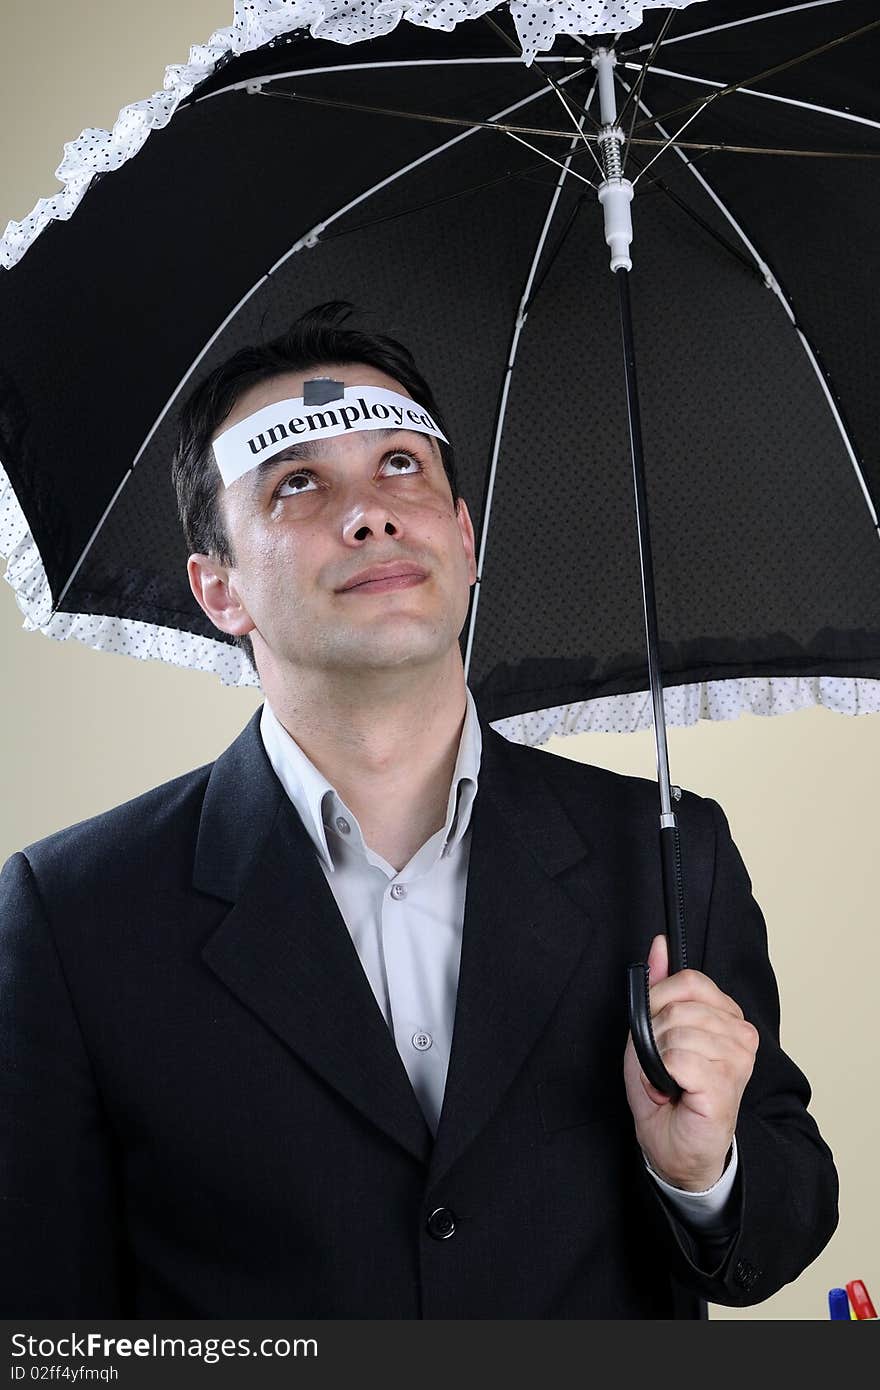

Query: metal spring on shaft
[598,126,623,181]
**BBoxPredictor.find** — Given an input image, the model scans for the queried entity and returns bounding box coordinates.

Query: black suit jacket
[0,705,837,1318]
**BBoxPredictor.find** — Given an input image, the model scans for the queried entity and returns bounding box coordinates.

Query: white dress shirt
[259,687,738,1230]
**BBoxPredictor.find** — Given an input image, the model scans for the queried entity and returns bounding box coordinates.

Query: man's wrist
[643,1143,733,1193]
[643,1139,740,1232]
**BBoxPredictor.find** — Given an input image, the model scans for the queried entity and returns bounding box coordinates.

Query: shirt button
[426,1207,456,1240]
[390,883,407,900]
[335,816,350,835]
[411,1031,433,1051]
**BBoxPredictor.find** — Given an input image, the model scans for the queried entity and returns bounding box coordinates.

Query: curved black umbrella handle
[627,823,688,1100]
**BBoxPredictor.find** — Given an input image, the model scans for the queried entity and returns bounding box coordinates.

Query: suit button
[426,1207,456,1240]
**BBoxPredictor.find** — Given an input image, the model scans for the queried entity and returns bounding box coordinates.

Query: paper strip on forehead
[212,385,450,488]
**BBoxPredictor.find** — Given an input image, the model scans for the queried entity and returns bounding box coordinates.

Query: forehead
[219,361,412,434]
[215,362,444,518]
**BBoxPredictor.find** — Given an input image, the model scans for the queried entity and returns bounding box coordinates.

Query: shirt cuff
[642,1138,739,1231]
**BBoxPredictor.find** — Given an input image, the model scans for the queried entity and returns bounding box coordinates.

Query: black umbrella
[2,1,879,1089]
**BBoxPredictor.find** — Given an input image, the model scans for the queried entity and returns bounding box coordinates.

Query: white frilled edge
[4,453,880,732]
[0,0,702,269]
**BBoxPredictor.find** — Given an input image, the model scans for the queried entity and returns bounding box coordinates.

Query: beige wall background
[2,0,877,1321]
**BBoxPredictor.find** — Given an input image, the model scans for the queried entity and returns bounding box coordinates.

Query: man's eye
[380,450,422,475]
[274,451,423,498]
[276,469,318,497]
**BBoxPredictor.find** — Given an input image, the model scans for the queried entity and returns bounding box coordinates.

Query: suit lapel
[193,704,607,1182]
[426,717,602,1189]
[195,708,433,1165]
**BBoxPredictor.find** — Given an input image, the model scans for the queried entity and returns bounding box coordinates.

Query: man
[0,302,837,1318]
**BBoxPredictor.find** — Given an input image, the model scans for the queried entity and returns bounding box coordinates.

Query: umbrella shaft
[615,267,674,824]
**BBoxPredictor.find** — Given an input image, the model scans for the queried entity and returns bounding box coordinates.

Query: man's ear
[187,554,255,638]
[455,497,478,586]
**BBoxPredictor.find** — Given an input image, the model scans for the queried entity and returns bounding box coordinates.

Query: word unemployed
[212,385,450,488]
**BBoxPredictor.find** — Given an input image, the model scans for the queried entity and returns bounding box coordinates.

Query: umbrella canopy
[1,0,879,741]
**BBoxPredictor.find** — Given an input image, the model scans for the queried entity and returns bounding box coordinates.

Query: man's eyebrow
[245,427,437,494]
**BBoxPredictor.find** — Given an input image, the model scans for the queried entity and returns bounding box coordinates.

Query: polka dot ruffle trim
[0,0,701,268]
[491,674,880,742]
[0,454,260,689]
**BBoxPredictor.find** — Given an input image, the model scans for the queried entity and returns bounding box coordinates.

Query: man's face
[193,362,477,680]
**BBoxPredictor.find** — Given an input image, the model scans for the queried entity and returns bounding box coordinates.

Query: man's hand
[623,933,760,1191]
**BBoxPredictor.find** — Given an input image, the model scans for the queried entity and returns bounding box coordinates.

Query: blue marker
[828,1287,850,1320]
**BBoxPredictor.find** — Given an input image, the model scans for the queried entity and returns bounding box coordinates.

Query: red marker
[846,1279,877,1320]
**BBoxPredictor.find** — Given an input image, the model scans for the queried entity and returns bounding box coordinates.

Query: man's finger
[649,967,745,1020]
[654,1023,759,1066]
[647,932,668,985]
[652,1000,755,1042]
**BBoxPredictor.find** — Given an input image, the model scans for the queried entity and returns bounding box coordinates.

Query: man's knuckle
[740,1020,760,1051]
[664,1002,688,1027]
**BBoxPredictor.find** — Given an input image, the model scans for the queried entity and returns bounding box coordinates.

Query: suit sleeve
[636,796,839,1306]
[0,851,127,1316]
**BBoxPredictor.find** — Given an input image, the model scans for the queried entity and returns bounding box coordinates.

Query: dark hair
[172,301,459,677]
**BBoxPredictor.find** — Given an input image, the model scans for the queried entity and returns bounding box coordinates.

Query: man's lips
[339,573,428,595]
[337,563,428,593]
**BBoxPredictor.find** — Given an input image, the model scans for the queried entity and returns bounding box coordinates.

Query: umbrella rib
[619,1,845,57]
[627,163,764,282]
[620,61,880,135]
[463,96,598,680]
[629,139,880,158]
[311,161,593,242]
[615,9,678,133]
[619,114,764,281]
[255,88,878,158]
[627,91,717,186]
[520,196,589,315]
[500,131,598,188]
[618,75,880,543]
[544,80,605,181]
[54,470,134,611]
[254,85,596,143]
[629,18,880,135]
[191,57,593,107]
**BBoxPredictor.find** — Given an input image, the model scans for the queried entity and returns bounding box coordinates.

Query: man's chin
[323,632,452,673]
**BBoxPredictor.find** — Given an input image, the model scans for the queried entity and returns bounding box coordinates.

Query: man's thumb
[647,932,669,985]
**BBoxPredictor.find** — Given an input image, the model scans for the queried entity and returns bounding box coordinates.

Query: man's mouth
[338,561,428,593]
[340,573,427,595]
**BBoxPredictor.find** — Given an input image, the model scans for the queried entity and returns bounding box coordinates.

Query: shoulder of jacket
[490,729,709,813]
[18,758,215,879]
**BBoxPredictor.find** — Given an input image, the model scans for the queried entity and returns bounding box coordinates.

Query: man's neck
[262,656,469,871]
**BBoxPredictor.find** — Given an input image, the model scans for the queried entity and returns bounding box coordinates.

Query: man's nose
[339,487,404,544]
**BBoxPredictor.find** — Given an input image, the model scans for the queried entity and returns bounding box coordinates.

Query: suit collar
[194,702,598,1182]
[193,702,587,899]
[256,685,483,873]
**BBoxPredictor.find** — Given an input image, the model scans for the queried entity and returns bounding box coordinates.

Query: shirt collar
[259,686,482,872]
